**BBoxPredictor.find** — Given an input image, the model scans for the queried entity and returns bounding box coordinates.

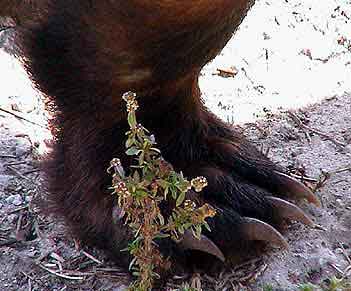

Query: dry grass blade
[201,258,267,290]
[0,107,49,129]
[288,111,346,148]
[81,250,103,265]
[38,264,85,280]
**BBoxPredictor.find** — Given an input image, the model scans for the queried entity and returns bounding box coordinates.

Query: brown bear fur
[1,0,311,274]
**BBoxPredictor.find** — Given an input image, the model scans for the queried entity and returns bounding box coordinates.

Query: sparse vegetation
[299,283,319,291]
[109,92,216,290]
[262,284,274,291]
[293,276,351,291]
[261,275,351,291]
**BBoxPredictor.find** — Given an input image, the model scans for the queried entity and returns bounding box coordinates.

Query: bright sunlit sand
[0,50,50,154]
[201,0,351,123]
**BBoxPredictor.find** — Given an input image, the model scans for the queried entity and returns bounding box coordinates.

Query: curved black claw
[275,172,321,207]
[241,217,289,249]
[179,230,226,262]
[267,196,314,226]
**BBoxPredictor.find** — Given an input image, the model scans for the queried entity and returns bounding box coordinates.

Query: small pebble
[113,286,128,291]
[335,199,344,208]
[5,194,23,206]
[25,250,38,258]
[7,214,17,224]
[15,139,32,157]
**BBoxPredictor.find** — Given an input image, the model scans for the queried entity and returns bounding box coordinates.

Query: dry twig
[0,238,17,247]
[0,154,17,158]
[81,250,103,265]
[215,67,238,78]
[6,165,32,181]
[7,205,29,215]
[0,107,48,129]
[38,264,85,280]
[288,111,346,148]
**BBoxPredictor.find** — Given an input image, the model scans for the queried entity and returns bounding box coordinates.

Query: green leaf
[176,191,185,207]
[170,186,177,199]
[193,225,202,239]
[262,285,274,291]
[125,138,134,148]
[133,170,140,182]
[178,225,184,234]
[156,179,169,189]
[298,283,318,291]
[138,152,144,165]
[183,223,193,229]
[164,187,169,199]
[144,171,155,183]
[154,233,170,239]
[157,214,165,226]
[150,147,161,153]
[129,257,137,271]
[180,180,191,192]
[126,147,140,156]
[128,112,137,128]
[203,221,211,232]
[135,190,147,199]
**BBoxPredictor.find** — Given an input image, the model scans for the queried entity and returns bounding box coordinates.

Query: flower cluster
[191,176,208,192]
[123,91,139,113]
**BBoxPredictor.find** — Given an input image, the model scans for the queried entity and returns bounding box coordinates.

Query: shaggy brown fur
[1,0,315,275]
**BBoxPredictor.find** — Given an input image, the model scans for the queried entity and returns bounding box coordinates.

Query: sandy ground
[0,0,350,290]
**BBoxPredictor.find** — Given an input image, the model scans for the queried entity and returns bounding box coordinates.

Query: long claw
[275,172,321,207]
[179,230,225,262]
[241,217,289,249]
[267,196,314,226]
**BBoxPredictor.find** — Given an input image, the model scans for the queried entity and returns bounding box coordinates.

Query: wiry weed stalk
[108,92,216,291]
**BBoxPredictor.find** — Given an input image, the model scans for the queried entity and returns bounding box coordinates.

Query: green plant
[109,92,216,291]
[298,283,319,291]
[173,283,199,291]
[262,284,274,291]
[325,276,351,291]
[297,276,351,291]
